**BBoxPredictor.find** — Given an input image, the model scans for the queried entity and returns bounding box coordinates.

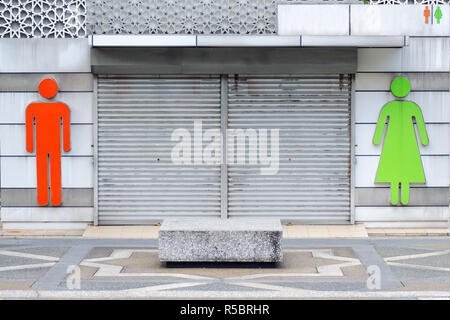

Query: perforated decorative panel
[0,0,86,38]
[86,0,278,35]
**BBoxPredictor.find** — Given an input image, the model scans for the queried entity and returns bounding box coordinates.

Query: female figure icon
[373,77,429,205]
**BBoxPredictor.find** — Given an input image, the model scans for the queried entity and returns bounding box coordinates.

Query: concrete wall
[354,37,450,228]
[0,39,94,230]
[279,4,449,36]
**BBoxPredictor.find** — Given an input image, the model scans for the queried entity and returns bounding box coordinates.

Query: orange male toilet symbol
[424,6,431,24]
[26,79,71,206]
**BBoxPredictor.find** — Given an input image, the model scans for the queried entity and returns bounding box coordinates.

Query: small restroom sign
[424,5,443,24]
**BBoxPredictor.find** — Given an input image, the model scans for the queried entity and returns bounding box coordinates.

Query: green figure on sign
[434,5,443,24]
[373,77,429,205]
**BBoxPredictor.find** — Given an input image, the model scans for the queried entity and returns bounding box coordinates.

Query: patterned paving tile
[79,247,366,280]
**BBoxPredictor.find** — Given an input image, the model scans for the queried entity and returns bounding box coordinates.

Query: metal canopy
[91,47,357,75]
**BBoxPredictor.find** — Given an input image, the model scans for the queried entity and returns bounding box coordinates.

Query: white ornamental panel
[0,0,86,38]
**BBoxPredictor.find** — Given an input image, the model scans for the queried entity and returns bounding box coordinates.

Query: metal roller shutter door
[97,76,221,224]
[227,75,352,223]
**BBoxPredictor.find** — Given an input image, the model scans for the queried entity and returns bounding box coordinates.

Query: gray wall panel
[355,155,449,188]
[278,4,349,36]
[355,187,449,206]
[0,124,93,156]
[1,189,93,207]
[355,206,449,228]
[357,38,449,72]
[0,92,93,124]
[0,74,93,92]
[355,73,449,91]
[355,123,448,156]
[357,48,402,73]
[0,39,90,73]
[402,37,449,72]
[1,157,93,188]
[360,221,447,228]
[1,207,93,223]
[355,92,450,124]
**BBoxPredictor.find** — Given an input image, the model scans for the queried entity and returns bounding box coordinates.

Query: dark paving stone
[374,246,438,259]
[167,283,261,291]
[84,247,115,260]
[0,267,51,280]
[0,255,53,268]
[0,281,33,290]
[270,281,369,292]
[57,280,175,291]
[6,247,69,258]
[388,265,450,280]
[394,254,450,269]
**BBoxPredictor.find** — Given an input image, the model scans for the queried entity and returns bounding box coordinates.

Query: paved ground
[0,237,449,299]
[3,225,450,238]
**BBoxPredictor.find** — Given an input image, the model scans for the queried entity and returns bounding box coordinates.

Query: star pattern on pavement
[384,250,450,272]
[0,249,59,272]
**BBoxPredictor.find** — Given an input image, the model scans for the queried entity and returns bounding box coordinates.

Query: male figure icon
[26,79,71,206]
[424,6,431,24]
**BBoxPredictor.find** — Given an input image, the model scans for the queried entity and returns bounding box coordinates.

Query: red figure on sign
[424,6,431,24]
[26,79,71,206]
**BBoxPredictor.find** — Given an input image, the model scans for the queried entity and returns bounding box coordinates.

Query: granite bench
[158,217,283,262]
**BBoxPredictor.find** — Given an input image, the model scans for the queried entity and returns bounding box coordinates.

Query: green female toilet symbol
[373,77,429,205]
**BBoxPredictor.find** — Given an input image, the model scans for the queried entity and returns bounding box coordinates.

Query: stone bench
[158,217,283,262]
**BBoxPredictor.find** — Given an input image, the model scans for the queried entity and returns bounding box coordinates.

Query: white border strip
[90,35,406,48]
[0,288,449,299]
[302,36,405,47]
[197,35,300,47]
[91,35,197,47]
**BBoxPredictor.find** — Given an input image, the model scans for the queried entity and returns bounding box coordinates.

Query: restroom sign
[424,5,443,24]
[26,79,71,206]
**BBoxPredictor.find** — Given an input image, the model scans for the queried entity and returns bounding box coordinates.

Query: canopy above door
[91,44,358,75]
